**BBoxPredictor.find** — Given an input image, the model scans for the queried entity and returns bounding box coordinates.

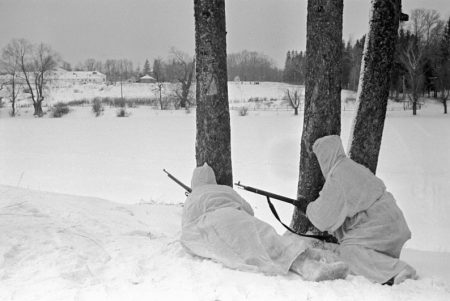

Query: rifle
[163,170,337,243]
[163,169,192,195]
[235,181,307,213]
[235,181,337,244]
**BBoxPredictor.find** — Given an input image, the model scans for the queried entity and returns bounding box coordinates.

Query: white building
[1,68,106,87]
[139,74,156,83]
[49,68,106,85]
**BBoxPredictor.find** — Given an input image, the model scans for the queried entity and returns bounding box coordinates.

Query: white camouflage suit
[180,163,308,275]
[306,135,415,283]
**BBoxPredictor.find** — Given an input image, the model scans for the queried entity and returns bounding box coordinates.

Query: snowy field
[44,81,304,106]
[1,83,450,300]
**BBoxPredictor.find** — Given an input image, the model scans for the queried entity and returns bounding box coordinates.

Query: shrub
[114,98,126,108]
[51,102,70,118]
[92,99,104,117]
[248,97,267,103]
[67,99,90,106]
[238,106,249,116]
[101,97,114,107]
[116,108,129,117]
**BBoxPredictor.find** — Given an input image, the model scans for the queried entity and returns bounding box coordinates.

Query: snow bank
[0,185,449,301]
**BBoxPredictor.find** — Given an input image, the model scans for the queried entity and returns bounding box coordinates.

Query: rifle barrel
[235,182,306,212]
[163,169,192,193]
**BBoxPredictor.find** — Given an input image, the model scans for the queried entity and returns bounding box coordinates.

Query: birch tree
[194,0,232,186]
[347,0,404,173]
[291,0,343,233]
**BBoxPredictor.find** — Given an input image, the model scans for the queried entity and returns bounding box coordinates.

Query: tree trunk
[159,85,163,110]
[11,79,16,117]
[294,107,298,115]
[444,99,447,114]
[33,100,43,116]
[194,0,233,186]
[347,0,402,174]
[412,97,417,115]
[402,75,406,100]
[180,83,189,108]
[11,101,15,117]
[291,0,343,234]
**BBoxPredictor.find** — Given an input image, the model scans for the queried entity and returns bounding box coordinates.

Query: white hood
[313,135,347,177]
[190,163,217,189]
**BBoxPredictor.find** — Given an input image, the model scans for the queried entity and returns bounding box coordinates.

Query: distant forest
[284,9,450,98]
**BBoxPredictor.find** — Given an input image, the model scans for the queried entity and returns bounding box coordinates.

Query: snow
[1,185,449,301]
[1,82,450,300]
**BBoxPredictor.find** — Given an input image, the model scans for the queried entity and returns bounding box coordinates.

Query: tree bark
[33,100,44,116]
[347,0,402,174]
[412,95,417,115]
[291,0,343,233]
[194,0,233,186]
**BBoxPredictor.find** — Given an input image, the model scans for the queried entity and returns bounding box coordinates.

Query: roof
[140,74,155,80]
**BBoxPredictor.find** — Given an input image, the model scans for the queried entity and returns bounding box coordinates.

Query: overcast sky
[0,0,449,68]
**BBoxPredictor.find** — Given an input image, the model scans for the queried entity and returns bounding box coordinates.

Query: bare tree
[152,58,166,110]
[291,0,343,234]
[421,9,441,46]
[1,40,23,116]
[285,88,302,115]
[347,0,403,173]
[15,39,59,116]
[437,17,450,113]
[116,59,134,102]
[400,38,425,115]
[227,50,282,81]
[104,59,117,83]
[84,58,96,71]
[169,48,195,109]
[194,0,232,186]
[439,89,450,113]
[60,61,72,71]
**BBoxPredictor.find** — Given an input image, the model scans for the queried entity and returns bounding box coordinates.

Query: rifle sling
[265,196,336,243]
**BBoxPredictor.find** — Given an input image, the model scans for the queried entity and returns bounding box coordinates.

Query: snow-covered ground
[1,83,450,300]
[37,81,305,106]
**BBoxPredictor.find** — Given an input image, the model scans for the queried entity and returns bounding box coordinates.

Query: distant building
[49,68,106,85]
[0,68,107,88]
[139,74,156,83]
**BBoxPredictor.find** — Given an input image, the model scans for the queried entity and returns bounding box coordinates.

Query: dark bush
[116,108,129,117]
[114,98,126,108]
[92,98,104,117]
[67,99,90,106]
[51,102,70,118]
[239,106,249,116]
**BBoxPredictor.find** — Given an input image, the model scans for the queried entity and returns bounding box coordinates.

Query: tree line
[283,8,450,114]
